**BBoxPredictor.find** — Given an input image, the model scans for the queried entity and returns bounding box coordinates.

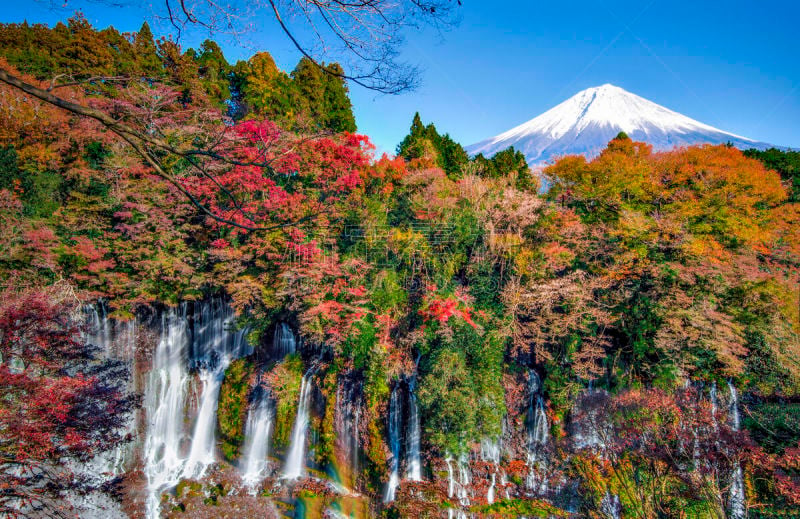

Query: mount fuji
[467,84,776,166]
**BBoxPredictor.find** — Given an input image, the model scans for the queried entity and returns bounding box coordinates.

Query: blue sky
[4,0,799,154]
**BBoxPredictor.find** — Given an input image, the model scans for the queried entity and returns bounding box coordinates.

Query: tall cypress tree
[396,112,426,158]
[132,22,162,77]
[195,39,231,106]
[321,63,356,132]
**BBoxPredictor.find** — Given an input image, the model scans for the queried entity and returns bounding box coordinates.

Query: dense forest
[0,17,798,519]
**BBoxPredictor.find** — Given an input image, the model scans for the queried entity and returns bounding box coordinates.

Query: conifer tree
[321,62,356,132]
[195,39,231,105]
[239,51,295,123]
[133,22,162,77]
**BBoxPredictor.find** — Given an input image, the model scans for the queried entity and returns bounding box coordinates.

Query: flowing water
[274,321,298,357]
[406,377,422,482]
[487,472,496,504]
[335,379,362,488]
[144,305,190,519]
[384,383,403,502]
[283,368,315,479]
[710,381,719,428]
[143,300,251,518]
[240,386,274,488]
[67,303,137,518]
[481,437,502,504]
[444,456,470,519]
[600,490,622,519]
[184,300,251,480]
[727,381,745,519]
[526,370,549,491]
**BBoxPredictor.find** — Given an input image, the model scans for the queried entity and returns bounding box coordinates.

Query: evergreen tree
[195,39,231,106]
[744,147,800,202]
[132,22,162,77]
[100,26,136,77]
[239,52,296,123]
[321,62,356,132]
[397,113,468,178]
[291,57,326,127]
[62,14,114,76]
[396,112,426,158]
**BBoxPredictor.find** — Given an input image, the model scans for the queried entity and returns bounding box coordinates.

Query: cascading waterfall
[710,381,719,428]
[183,300,251,479]
[406,377,422,482]
[144,305,191,518]
[727,381,746,519]
[283,368,315,479]
[384,383,403,502]
[240,386,274,488]
[182,367,228,479]
[83,303,138,476]
[457,457,472,512]
[728,381,741,430]
[445,456,470,519]
[481,438,502,504]
[274,321,298,357]
[336,379,362,487]
[67,303,137,518]
[600,490,622,519]
[444,455,469,519]
[144,299,251,518]
[526,370,549,491]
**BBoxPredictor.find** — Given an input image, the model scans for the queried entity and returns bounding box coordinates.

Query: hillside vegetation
[0,18,798,519]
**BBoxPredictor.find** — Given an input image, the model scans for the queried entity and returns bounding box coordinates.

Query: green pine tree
[132,22,162,77]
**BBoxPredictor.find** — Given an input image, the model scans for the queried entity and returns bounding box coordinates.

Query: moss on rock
[218,357,255,461]
[266,353,304,449]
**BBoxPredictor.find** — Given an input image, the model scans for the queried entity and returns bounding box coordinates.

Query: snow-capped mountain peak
[467,84,773,166]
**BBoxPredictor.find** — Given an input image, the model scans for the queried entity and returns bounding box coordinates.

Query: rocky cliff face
[75,299,747,519]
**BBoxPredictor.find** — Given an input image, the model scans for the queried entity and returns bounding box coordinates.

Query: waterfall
[729,464,746,519]
[351,395,361,479]
[183,299,250,479]
[600,490,622,519]
[728,381,746,519]
[406,377,422,482]
[728,381,740,430]
[240,386,274,488]
[336,379,362,487]
[457,457,472,508]
[444,456,470,519]
[710,381,719,428]
[144,306,191,518]
[83,303,138,475]
[66,303,136,518]
[526,370,549,491]
[384,383,403,502]
[182,364,228,479]
[446,456,455,497]
[274,322,298,357]
[283,369,315,479]
[86,302,112,354]
[481,437,502,504]
[144,299,251,518]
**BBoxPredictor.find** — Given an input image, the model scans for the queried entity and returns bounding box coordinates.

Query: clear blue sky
[3,0,799,154]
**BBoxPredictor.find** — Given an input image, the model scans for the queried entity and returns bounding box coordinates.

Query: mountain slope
[467,84,776,166]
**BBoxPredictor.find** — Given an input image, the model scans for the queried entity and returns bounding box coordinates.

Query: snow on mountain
[467,84,775,167]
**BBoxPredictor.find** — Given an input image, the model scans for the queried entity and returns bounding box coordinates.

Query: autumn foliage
[0,286,134,517]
